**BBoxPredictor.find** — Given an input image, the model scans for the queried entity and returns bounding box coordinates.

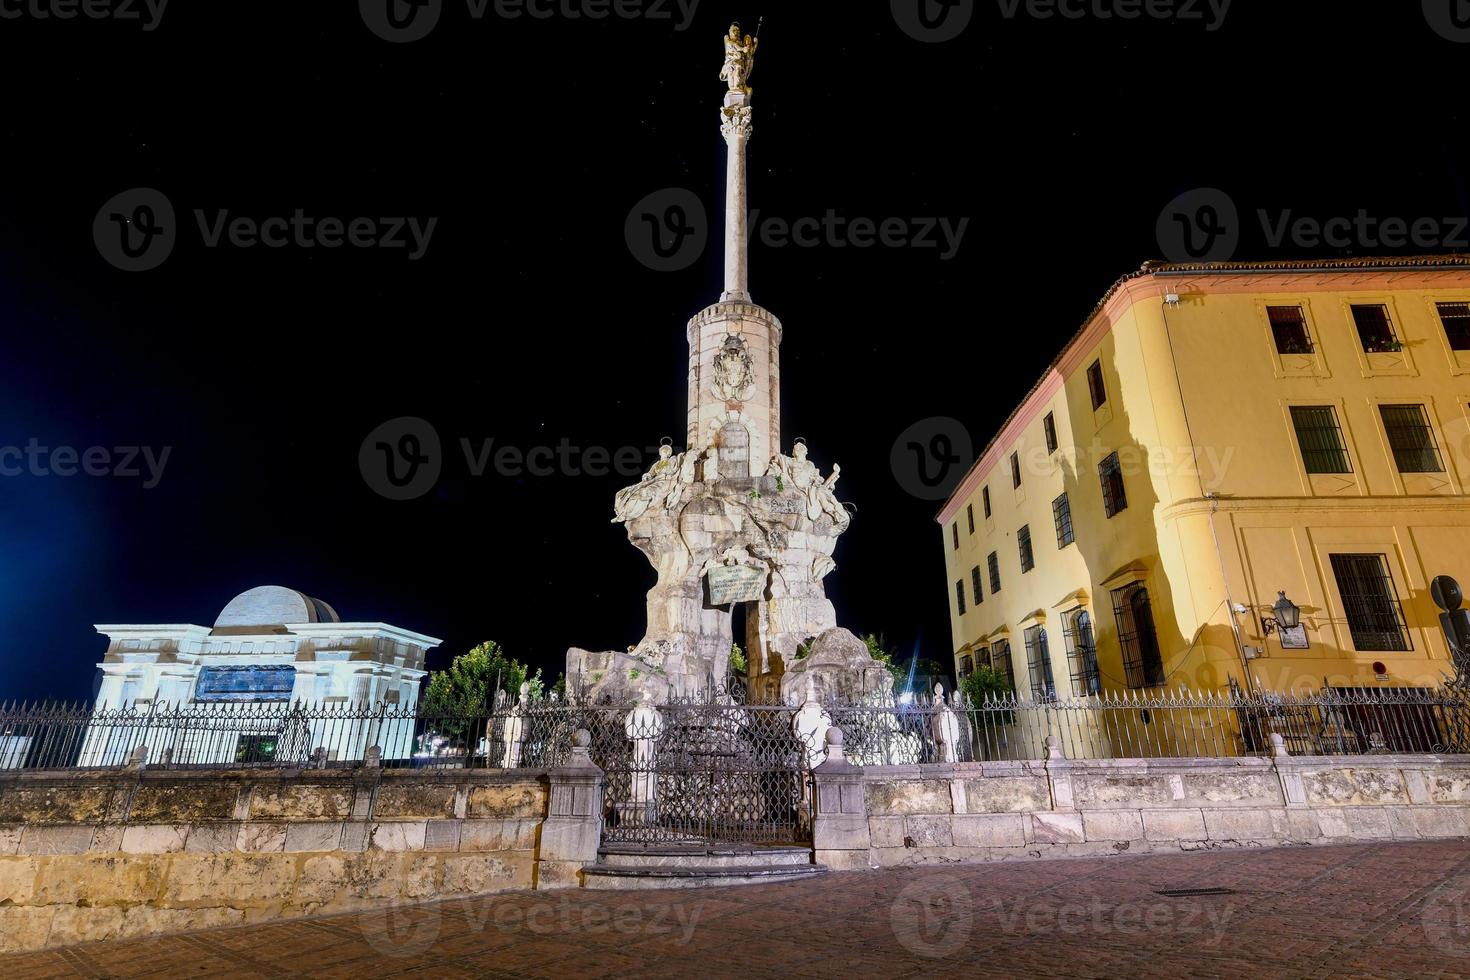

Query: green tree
[729,643,748,675]
[420,641,545,741]
[960,665,1016,725]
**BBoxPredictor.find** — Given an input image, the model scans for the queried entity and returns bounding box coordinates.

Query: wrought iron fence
[0,684,1466,776]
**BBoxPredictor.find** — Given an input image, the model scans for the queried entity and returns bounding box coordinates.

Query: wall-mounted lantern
[1260,590,1301,635]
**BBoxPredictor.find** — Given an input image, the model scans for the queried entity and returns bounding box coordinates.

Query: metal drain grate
[1155,887,1236,897]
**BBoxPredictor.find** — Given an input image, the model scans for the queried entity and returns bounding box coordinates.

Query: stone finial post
[1043,734,1075,810]
[1270,733,1289,758]
[312,747,328,769]
[126,744,149,770]
[364,744,382,769]
[932,683,961,764]
[811,727,871,870]
[501,682,531,769]
[537,729,606,890]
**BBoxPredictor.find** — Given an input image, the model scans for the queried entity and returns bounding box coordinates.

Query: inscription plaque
[707,565,766,605]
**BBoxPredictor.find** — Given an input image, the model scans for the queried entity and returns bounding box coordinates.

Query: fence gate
[591,700,812,847]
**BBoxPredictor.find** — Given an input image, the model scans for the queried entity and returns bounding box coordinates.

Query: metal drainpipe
[1158,297,1256,692]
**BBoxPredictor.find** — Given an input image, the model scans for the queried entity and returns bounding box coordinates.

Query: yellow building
[938,255,1470,715]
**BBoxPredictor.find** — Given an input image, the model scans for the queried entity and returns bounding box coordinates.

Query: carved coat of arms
[712,334,756,402]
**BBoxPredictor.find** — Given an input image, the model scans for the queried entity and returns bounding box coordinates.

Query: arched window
[1024,626,1056,701]
[989,640,1015,692]
[1063,609,1101,695]
[1111,584,1165,688]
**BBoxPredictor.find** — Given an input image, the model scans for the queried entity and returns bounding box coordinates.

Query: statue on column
[720,22,758,96]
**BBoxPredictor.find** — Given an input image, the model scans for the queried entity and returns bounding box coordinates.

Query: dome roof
[213,586,341,629]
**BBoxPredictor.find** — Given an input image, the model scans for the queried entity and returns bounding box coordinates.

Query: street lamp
[1260,591,1301,635]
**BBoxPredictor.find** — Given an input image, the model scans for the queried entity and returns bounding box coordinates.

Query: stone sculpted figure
[720,22,758,95]
[612,444,681,523]
[769,441,819,491]
[623,690,665,824]
[931,682,962,764]
[810,463,851,532]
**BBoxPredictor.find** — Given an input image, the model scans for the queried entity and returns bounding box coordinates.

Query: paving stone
[0,840,1466,974]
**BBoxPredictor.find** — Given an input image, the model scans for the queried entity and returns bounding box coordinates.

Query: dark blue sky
[1,1,1466,701]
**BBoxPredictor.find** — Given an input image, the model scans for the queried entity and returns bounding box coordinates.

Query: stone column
[811,728,872,871]
[536,730,605,889]
[720,92,752,303]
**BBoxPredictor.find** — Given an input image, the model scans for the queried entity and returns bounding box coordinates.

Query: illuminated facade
[939,256,1470,701]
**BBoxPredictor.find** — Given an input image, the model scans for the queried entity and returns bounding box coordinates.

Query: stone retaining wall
[0,766,551,952]
[812,742,1470,870]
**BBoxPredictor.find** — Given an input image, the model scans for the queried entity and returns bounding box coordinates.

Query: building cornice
[1161,493,1470,524]
[936,255,1470,526]
[94,622,442,649]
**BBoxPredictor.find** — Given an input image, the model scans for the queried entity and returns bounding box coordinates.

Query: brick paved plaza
[4,841,1468,978]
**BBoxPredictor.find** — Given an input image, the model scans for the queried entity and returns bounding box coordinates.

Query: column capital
[720,105,753,141]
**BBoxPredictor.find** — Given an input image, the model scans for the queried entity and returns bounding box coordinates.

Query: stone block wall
[819,752,1470,869]
[0,767,552,952]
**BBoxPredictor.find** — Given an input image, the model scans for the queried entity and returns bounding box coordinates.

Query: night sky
[1,2,1467,701]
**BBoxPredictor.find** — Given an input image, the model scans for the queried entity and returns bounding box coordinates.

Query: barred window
[1043,412,1058,453]
[1112,583,1165,689]
[1052,492,1074,547]
[1437,302,1470,351]
[1330,553,1410,652]
[1267,305,1313,354]
[988,551,1001,593]
[982,486,992,518]
[951,522,959,550]
[955,579,966,616]
[1380,404,1444,473]
[1018,525,1034,573]
[1087,359,1107,410]
[1289,405,1352,474]
[1010,451,1022,488]
[1351,304,1399,353]
[966,504,975,534]
[1024,625,1056,702]
[1062,609,1101,696]
[1099,451,1127,518]
[990,639,1015,692]
[971,565,983,605]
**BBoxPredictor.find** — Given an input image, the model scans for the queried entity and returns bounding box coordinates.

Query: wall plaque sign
[707,565,766,605]
[1278,625,1310,650]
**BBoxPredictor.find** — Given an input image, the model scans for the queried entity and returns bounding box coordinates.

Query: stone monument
[568,24,887,706]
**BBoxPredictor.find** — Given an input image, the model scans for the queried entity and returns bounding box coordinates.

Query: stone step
[596,844,813,869]
[581,862,828,890]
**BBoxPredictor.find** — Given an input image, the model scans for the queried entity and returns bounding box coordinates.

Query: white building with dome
[80,586,440,765]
